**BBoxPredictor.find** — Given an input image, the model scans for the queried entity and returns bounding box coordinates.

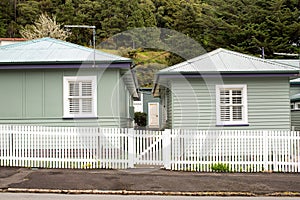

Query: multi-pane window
[291,102,300,110]
[216,85,248,125]
[63,76,97,118]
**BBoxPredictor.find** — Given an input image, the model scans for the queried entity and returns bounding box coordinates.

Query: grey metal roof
[159,48,299,74]
[290,78,300,85]
[269,59,300,68]
[0,37,131,64]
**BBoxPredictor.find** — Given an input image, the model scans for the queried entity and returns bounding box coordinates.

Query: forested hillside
[1,0,300,86]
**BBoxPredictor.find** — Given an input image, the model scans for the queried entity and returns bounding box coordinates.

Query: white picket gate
[0,125,300,172]
[132,129,164,166]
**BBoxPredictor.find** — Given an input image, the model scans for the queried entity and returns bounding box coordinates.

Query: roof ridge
[40,38,129,60]
[158,48,299,73]
[0,37,131,62]
[219,48,299,70]
[0,37,132,64]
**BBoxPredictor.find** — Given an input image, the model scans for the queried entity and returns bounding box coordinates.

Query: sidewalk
[0,167,300,196]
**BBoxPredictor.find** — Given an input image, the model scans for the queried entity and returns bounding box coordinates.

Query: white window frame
[63,76,97,118]
[291,103,295,110]
[291,102,300,110]
[216,84,248,126]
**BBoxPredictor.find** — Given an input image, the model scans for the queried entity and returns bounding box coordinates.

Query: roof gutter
[0,60,132,65]
[157,70,300,75]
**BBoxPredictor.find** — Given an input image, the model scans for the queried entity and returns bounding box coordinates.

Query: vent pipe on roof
[64,25,96,67]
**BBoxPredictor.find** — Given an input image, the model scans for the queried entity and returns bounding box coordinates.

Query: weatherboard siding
[169,77,291,130]
[290,85,300,97]
[291,110,300,130]
[0,68,133,127]
[167,86,173,129]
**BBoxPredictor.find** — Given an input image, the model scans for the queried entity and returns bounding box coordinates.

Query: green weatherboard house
[153,48,299,130]
[268,59,300,130]
[0,37,138,127]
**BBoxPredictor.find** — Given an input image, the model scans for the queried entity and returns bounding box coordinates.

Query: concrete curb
[1,188,300,197]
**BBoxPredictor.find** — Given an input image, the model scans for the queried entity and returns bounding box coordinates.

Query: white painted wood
[148,102,160,128]
[0,125,299,172]
[169,129,300,172]
[63,76,97,118]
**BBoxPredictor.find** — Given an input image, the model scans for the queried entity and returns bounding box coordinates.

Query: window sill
[63,117,98,120]
[216,123,249,127]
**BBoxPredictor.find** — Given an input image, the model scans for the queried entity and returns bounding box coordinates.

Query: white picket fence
[0,125,130,169]
[0,125,300,172]
[169,130,300,172]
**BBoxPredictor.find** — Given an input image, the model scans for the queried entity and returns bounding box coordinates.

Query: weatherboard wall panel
[291,111,300,130]
[0,71,23,118]
[0,68,133,127]
[25,71,44,117]
[170,77,291,130]
[290,86,300,97]
[44,71,63,117]
[167,85,173,129]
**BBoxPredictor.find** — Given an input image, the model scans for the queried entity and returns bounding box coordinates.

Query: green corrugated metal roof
[0,37,131,64]
[159,48,299,74]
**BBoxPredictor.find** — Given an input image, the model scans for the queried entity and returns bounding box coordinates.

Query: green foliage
[134,112,147,127]
[135,63,167,87]
[199,0,300,57]
[211,163,231,172]
[0,0,299,59]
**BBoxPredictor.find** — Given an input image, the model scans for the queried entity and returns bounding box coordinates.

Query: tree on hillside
[99,0,157,39]
[20,13,71,40]
[199,0,300,57]
[0,0,16,37]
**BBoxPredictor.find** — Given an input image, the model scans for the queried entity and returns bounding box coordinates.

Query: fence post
[128,128,135,168]
[163,129,171,170]
[263,130,268,172]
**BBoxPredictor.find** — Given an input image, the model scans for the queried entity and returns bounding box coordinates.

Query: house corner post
[163,129,171,170]
[128,128,135,168]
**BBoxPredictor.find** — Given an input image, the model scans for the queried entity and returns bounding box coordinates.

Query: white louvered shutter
[216,85,248,125]
[64,76,97,118]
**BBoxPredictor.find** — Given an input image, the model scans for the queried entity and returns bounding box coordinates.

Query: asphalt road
[0,193,299,200]
[1,167,300,197]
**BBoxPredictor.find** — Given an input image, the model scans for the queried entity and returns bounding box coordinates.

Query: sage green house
[270,60,300,130]
[153,48,299,130]
[0,37,138,127]
[290,78,300,130]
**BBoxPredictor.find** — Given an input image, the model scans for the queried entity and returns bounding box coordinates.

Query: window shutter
[82,81,92,96]
[69,99,80,114]
[69,82,80,96]
[216,85,248,125]
[63,76,97,118]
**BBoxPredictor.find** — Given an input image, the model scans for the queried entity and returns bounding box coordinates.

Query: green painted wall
[290,85,300,97]
[142,91,160,114]
[290,85,300,130]
[291,110,300,130]
[165,77,291,130]
[0,68,133,127]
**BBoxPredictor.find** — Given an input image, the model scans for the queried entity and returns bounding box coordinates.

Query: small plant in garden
[82,163,92,169]
[211,163,231,172]
[134,112,147,127]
